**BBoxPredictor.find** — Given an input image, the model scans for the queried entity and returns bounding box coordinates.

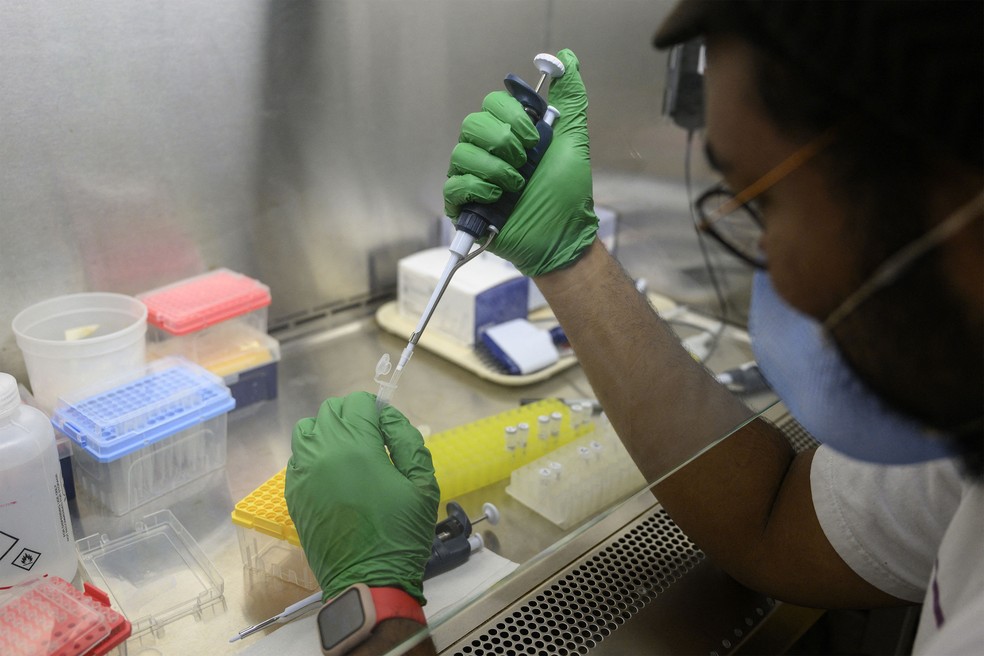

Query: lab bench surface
[66,312,769,655]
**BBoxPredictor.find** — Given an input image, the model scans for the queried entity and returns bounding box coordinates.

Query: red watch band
[369,587,427,626]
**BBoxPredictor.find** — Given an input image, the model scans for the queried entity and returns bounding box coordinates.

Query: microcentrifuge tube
[504,426,518,454]
[550,411,563,438]
[570,404,583,428]
[578,445,594,466]
[549,460,563,481]
[374,353,400,411]
[537,415,550,442]
[517,422,530,450]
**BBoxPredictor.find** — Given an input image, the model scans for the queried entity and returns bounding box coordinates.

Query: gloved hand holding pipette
[444,49,598,278]
[375,50,596,411]
[285,392,440,604]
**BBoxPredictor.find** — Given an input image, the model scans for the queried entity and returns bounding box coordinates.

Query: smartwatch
[317,584,426,655]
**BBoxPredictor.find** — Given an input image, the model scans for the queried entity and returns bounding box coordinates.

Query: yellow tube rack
[230,399,593,548]
[426,399,593,503]
[232,469,299,544]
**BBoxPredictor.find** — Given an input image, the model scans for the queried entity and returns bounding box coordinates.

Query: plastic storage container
[138,269,278,409]
[231,469,318,590]
[77,510,224,639]
[50,358,235,516]
[0,576,130,656]
[12,293,147,413]
[0,373,77,587]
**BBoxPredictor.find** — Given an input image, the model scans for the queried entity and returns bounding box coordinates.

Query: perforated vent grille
[449,413,814,655]
[453,509,703,656]
[774,413,821,453]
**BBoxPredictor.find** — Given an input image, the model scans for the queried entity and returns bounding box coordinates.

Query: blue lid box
[51,358,234,515]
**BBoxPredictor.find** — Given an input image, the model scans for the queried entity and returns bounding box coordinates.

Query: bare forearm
[534,240,902,607]
[534,238,752,481]
[655,426,904,608]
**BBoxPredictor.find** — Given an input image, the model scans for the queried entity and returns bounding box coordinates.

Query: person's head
[655,0,983,476]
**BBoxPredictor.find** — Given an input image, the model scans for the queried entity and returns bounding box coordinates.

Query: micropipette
[375,53,566,412]
[229,590,323,643]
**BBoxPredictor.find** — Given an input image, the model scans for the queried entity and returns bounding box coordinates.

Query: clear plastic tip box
[138,269,279,409]
[77,510,224,640]
[51,358,235,516]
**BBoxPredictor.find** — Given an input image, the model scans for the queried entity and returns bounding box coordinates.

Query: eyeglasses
[694,129,838,269]
[695,185,767,268]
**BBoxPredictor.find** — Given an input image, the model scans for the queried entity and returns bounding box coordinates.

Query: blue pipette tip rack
[51,357,235,462]
[50,358,235,515]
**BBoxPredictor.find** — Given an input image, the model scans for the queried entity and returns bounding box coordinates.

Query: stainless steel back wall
[1,0,684,384]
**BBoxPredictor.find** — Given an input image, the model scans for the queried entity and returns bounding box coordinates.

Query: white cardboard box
[398,248,528,346]
[437,206,618,312]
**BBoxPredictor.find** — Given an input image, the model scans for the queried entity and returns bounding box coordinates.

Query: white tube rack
[506,421,647,530]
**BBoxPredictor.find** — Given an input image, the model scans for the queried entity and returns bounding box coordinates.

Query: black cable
[683,128,730,357]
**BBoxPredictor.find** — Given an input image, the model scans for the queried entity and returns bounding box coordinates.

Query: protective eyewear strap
[824,190,984,331]
[711,129,838,220]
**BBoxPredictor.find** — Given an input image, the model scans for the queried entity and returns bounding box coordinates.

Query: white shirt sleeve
[810,445,964,602]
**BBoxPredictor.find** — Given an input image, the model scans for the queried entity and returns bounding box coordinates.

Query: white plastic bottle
[0,373,77,587]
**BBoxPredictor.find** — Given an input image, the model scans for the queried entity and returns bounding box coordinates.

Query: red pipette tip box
[0,576,131,656]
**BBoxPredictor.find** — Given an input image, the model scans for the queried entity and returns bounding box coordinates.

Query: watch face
[318,587,367,650]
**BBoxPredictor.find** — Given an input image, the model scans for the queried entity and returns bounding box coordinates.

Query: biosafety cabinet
[0,1,877,654]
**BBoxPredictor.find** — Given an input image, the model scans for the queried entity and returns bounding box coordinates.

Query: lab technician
[285,1,983,654]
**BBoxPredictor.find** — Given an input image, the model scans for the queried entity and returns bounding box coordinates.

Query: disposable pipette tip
[228,617,275,643]
[229,591,323,642]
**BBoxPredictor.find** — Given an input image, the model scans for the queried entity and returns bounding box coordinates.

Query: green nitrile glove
[444,49,598,277]
[285,391,440,604]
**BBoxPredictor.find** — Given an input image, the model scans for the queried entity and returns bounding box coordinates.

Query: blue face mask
[748,270,955,464]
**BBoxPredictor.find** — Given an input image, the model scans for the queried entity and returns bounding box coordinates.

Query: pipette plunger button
[481,502,500,526]
[533,53,566,94]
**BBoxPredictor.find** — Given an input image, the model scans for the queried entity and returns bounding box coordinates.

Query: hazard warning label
[12,548,41,571]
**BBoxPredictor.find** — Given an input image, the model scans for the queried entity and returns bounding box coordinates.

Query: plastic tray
[139,268,271,336]
[77,509,224,638]
[375,292,677,385]
[51,357,234,462]
[0,576,130,656]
